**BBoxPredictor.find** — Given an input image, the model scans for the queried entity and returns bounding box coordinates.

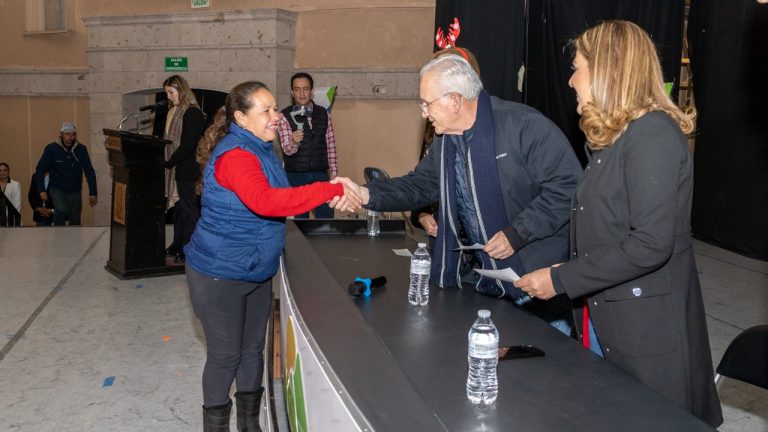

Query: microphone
[139,100,169,112]
[347,276,387,297]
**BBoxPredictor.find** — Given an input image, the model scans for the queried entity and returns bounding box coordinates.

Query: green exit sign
[165,57,189,72]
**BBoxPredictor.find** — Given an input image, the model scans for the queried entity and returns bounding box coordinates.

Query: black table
[281,220,713,431]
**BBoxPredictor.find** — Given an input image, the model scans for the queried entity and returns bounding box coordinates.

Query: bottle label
[468,344,497,359]
[411,261,430,275]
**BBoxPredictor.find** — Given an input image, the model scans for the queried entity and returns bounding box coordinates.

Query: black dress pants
[173,180,200,253]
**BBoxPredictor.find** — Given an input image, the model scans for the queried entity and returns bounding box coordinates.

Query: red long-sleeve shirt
[214,148,343,217]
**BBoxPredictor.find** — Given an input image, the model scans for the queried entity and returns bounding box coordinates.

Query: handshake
[327,177,368,213]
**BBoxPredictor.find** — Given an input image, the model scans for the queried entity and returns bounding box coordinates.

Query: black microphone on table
[139,99,169,112]
[347,276,387,297]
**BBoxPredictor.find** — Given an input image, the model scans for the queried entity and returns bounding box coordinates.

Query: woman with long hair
[185,81,358,431]
[514,20,723,427]
[162,75,206,263]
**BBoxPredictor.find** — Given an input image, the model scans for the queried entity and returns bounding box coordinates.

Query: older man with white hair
[335,54,582,331]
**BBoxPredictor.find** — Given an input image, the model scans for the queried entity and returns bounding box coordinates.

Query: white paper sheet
[452,243,485,251]
[474,267,521,282]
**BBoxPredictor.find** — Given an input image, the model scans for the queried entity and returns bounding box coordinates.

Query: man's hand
[89,196,97,207]
[484,230,515,260]
[292,130,304,144]
[40,192,48,201]
[36,207,53,217]
[513,267,556,300]
[418,213,438,237]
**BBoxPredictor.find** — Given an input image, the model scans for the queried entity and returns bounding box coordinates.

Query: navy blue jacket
[184,125,291,282]
[367,94,581,292]
[35,140,97,196]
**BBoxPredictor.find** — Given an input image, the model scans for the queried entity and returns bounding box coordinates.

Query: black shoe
[174,253,186,264]
[165,246,179,256]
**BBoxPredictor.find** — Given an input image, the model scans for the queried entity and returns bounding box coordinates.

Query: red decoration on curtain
[435,17,461,49]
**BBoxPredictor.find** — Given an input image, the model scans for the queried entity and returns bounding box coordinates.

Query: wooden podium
[103,129,185,279]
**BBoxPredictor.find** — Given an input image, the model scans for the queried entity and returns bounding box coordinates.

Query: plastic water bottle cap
[418,242,426,248]
[478,310,490,318]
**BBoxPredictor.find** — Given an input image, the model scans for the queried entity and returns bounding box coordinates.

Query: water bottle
[408,242,430,305]
[466,310,499,404]
[367,209,380,237]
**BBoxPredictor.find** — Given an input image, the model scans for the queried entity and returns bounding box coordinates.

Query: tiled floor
[0,227,766,431]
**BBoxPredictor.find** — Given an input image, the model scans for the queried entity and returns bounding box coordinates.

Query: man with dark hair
[277,72,338,218]
[34,122,97,226]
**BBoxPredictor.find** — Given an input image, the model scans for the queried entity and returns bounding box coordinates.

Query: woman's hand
[514,267,557,300]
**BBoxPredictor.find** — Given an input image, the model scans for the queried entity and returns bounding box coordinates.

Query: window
[25,0,67,33]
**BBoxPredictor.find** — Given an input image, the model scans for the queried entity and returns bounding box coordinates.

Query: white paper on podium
[474,267,521,282]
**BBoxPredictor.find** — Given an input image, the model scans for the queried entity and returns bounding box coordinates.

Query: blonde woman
[162,75,206,263]
[514,20,723,427]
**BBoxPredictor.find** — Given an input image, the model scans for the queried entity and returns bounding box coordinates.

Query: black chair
[363,167,413,233]
[714,325,768,390]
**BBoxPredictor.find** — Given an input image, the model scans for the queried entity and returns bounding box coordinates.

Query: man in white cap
[34,122,97,225]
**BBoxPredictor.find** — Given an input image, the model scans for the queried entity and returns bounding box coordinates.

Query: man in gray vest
[277,72,338,218]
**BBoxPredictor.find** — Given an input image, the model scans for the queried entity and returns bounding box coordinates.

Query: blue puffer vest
[184,124,290,282]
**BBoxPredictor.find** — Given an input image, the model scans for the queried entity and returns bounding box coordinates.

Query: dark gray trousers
[187,266,272,407]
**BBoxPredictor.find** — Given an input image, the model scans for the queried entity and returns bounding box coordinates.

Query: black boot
[203,399,231,432]
[235,388,264,432]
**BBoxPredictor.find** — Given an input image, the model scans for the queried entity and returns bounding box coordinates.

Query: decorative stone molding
[301,68,420,100]
[0,68,89,96]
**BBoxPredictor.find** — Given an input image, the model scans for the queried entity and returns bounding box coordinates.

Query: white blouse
[2,178,22,213]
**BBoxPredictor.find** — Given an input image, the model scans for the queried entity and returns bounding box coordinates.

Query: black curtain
[434,0,526,102]
[435,0,685,165]
[525,0,686,165]
[688,0,768,260]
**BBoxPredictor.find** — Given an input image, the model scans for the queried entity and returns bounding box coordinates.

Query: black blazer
[28,173,54,223]
[551,112,722,427]
[164,106,206,181]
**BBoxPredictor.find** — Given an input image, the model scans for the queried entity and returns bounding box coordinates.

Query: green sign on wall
[165,57,189,72]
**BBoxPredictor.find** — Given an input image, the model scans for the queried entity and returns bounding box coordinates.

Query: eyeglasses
[418,93,451,113]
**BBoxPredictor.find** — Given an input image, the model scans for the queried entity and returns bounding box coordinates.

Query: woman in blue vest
[185,81,359,431]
